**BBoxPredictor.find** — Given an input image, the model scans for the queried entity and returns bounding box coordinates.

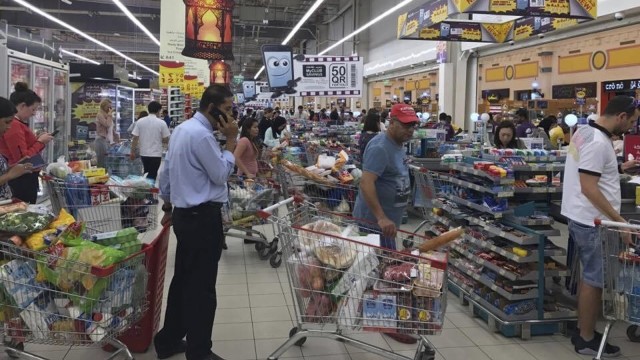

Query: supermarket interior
[4,0,640,360]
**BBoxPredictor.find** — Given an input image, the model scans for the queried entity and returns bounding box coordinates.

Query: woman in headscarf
[263,116,288,148]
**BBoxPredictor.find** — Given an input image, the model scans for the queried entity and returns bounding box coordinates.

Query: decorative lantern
[209,60,232,84]
[182,0,235,60]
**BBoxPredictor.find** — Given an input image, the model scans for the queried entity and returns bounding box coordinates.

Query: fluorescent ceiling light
[254,0,325,79]
[61,48,100,65]
[61,0,72,4]
[111,0,160,46]
[319,0,414,55]
[12,0,159,75]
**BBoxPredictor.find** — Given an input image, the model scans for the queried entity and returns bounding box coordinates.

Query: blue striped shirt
[159,112,235,208]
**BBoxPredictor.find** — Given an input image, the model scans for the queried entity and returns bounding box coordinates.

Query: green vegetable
[0,212,53,234]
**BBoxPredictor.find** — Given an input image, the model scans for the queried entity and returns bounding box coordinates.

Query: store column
[438,43,458,124]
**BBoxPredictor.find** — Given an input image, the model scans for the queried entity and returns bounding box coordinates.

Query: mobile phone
[209,107,228,127]
[261,44,294,91]
[51,129,60,137]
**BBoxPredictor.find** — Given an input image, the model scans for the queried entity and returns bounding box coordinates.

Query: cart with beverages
[258,199,452,360]
[594,219,640,360]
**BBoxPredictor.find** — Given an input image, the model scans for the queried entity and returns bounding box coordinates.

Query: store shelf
[514,187,562,194]
[449,258,538,300]
[504,215,555,226]
[440,193,512,219]
[511,163,565,172]
[448,279,538,322]
[528,225,561,237]
[449,163,515,185]
[460,234,565,263]
[446,176,514,198]
[451,244,536,281]
[429,213,454,228]
[484,154,566,163]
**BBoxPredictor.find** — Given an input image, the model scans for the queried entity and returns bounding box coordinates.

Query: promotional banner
[398,0,595,43]
[159,61,185,88]
[261,45,364,98]
[184,75,199,97]
[159,1,210,85]
[70,83,115,143]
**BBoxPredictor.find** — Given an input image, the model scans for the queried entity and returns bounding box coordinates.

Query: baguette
[417,227,464,252]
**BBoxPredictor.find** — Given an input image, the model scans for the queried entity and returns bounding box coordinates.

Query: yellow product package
[49,209,76,230]
[25,229,57,251]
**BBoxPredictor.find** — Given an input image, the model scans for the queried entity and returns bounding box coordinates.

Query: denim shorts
[568,220,603,288]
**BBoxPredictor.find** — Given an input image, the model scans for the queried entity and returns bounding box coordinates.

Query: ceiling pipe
[0,6,157,18]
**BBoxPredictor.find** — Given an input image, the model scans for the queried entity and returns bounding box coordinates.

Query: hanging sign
[575,87,587,105]
[159,61,185,88]
[398,0,596,43]
[261,45,364,98]
[184,75,199,96]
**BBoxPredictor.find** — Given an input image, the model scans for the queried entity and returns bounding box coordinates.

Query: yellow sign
[159,61,185,88]
[553,18,578,30]
[72,100,102,123]
[405,19,420,36]
[431,5,448,25]
[420,28,440,40]
[544,0,570,15]
[576,90,586,99]
[514,24,534,41]
[453,0,476,12]
[483,22,513,43]
[489,0,516,13]
[397,13,408,37]
[575,0,597,18]
[135,104,147,116]
[183,75,199,96]
[462,28,482,41]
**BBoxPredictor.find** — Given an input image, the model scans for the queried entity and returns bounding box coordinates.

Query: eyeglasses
[395,120,418,130]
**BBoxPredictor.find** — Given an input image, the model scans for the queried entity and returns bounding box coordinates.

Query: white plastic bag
[45,156,72,179]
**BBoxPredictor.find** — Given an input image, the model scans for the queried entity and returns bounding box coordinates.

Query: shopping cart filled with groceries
[257,198,464,360]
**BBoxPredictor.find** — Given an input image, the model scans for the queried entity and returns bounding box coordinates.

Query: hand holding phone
[51,129,60,137]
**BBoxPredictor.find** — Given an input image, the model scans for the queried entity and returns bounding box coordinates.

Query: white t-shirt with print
[561,122,621,226]
[132,114,171,157]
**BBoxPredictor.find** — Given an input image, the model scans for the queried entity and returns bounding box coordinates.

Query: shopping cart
[223,176,284,267]
[259,200,449,360]
[42,176,159,242]
[0,226,164,359]
[594,219,640,360]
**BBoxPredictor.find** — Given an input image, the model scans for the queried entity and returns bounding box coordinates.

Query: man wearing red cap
[353,103,418,344]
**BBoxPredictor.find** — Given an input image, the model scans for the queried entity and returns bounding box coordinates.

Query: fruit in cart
[296,255,324,298]
[303,293,335,322]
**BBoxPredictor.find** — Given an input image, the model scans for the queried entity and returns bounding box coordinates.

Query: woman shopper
[0,97,36,200]
[234,118,260,179]
[264,116,288,148]
[494,120,522,149]
[128,110,148,134]
[0,82,53,204]
[359,110,381,160]
[93,99,118,168]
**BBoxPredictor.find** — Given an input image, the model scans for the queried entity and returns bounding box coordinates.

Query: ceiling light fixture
[60,48,100,65]
[318,0,414,55]
[12,0,158,75]
[111,0,160,46]
[254,0,326,79]
[60,0,72,4]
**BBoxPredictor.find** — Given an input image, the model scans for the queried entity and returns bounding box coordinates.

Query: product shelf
[460,234,565,263]
[446,176,514,198]
[450,244,536,281]
[511,164,566,172]
[504,215,555,226]
[528,225,561,237]
[514,187,562,194]
[440,193,512,219]
[449,163,515,185]
[449,258,538,301]
[483,154,566,163]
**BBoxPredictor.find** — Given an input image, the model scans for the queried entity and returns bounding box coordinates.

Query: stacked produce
[0,204,145,344]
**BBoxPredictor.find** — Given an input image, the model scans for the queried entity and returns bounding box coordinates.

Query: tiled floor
[6,218,640,360]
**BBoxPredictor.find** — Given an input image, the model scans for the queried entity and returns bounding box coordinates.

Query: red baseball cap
[390,104,418,124]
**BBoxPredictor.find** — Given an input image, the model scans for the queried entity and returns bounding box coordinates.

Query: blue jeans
[568,220,603,288]
[358,223,397,250]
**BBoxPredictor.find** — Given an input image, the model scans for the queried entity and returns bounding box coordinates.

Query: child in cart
[353,104,419,344]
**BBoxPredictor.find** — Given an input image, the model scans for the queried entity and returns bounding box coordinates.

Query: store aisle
[11,219,640,360]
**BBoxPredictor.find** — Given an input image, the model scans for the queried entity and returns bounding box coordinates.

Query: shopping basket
[259,199,449,360]
[594,219,640,360]
[223,175,285,267]
[42,176,159,242]
[0,227,164,359]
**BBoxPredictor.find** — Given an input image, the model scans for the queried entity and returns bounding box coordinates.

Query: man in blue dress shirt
[154,84,238,360]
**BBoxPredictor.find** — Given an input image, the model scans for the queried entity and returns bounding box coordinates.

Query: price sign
[184,75,199,96]
[159,61,185,88]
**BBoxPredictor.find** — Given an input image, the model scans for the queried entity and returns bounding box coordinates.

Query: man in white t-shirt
[561,95,640,357]
[130,101,171,180]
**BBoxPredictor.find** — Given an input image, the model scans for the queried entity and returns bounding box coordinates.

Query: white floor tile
[254,338,304,359]
[480,344,538,360]
[215,307,253,324]
[438,346,492,360]
[300,337,349,357]
[520,341,583,360]
[253,320,294,339]
[212,339,257,360]
[218,295,251,309]
[445,313,485,328]
[218,283,250,296]
[459,326,517,346]
[343,333,392,354]
[250,293,287,307]
[248,282,284,295]
[247,272,281,284]
[251,306,292,322]
[213,323,254,341]
[218,273,248,285]
[427,328,475,349]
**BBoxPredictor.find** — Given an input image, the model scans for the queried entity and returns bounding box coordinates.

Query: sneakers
[571,329,602,345]
[574,334,621,358]
[154,335,187,360]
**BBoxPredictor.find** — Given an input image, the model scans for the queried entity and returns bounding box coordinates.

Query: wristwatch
[162,204,173,212]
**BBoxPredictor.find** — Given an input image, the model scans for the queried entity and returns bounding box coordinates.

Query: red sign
[624,135,640,161]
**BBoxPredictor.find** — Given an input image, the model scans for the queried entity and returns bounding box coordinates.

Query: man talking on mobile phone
[155,84,238,360]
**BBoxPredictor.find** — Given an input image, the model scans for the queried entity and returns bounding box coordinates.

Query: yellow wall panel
[406,81,415,91]
[608,45,640,69]
[514,62,539,79]
[486,67,505,82]
[558,53,592,74]
[419,79,430,89]
[373,88,382,97]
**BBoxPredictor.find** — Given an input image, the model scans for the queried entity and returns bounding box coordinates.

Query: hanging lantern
[209,60,232,84]
[182,0,235,60]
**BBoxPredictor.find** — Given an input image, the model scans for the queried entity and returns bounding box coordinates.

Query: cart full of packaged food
[594,219,640,360]
[223,176,285,267]
[42,175,159,242]
[0,199,169,360]
[257,199,464,360]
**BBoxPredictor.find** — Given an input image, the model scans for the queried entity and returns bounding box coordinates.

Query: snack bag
[49,209,76,230]
[25,229,57,251]
[331,150,349,172]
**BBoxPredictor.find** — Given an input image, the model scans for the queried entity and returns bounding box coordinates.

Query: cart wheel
[255,242,266,252]
[402,238,414,249]
[289,327,306,346]
[258,245,272,260]
[627,325,640,342]
[419,347,436,360]
[270,252,282,268]
[269,238,279,253]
